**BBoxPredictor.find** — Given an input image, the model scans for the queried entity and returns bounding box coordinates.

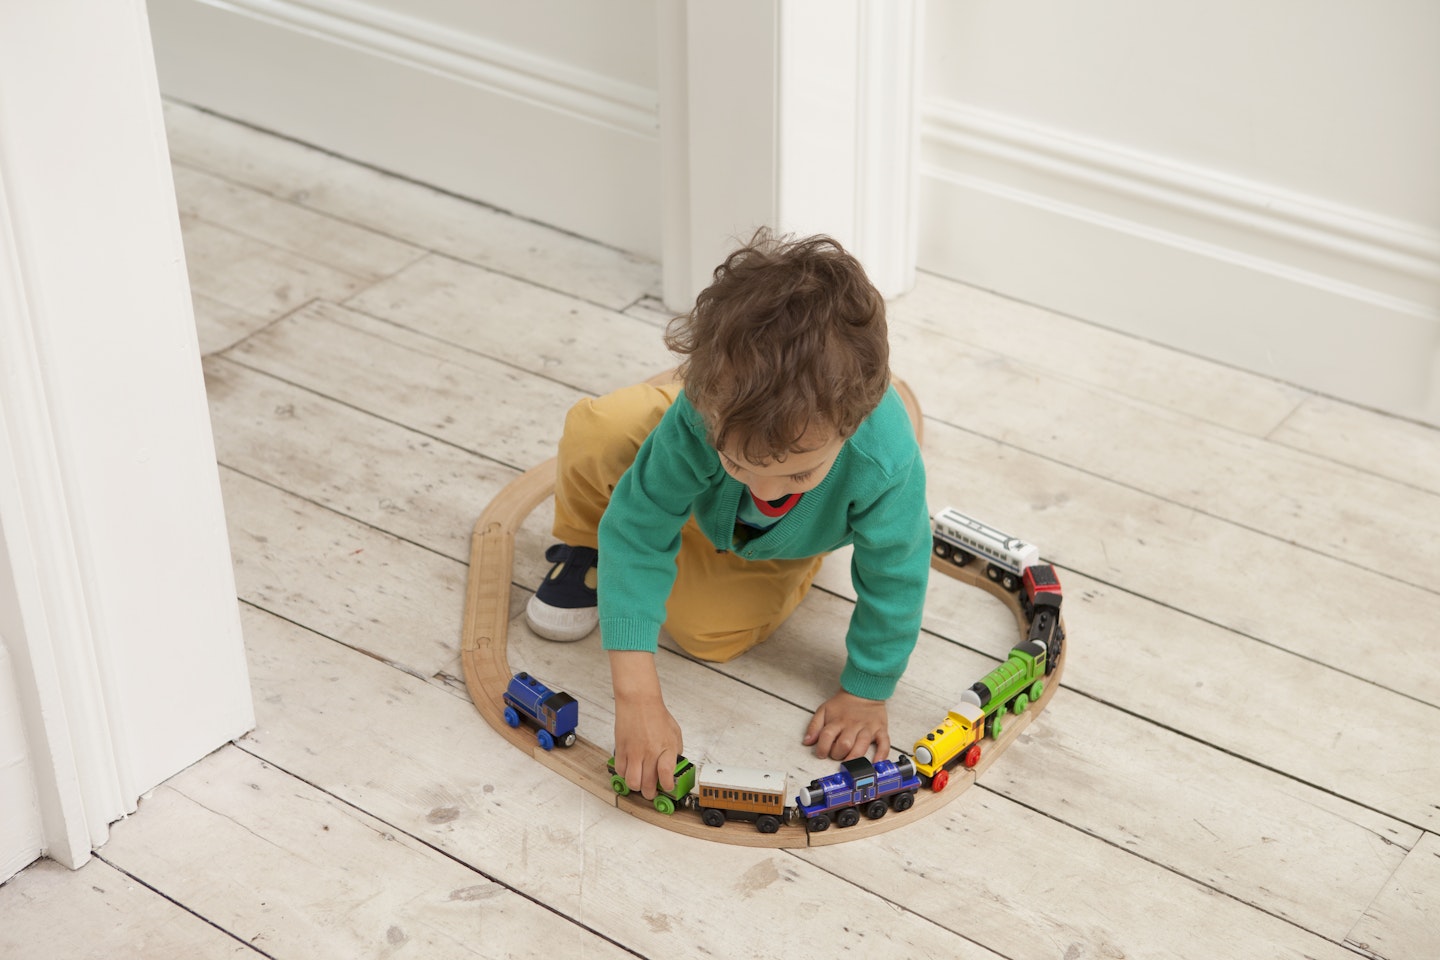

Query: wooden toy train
[604,754,923,833]
[511,504,1066,833]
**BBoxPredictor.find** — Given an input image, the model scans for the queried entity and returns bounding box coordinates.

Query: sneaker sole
[525,594,599,642]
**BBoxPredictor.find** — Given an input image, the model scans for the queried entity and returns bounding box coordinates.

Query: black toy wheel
[864,800,888,820]
[701,808,725,828]
[836,808,861,828]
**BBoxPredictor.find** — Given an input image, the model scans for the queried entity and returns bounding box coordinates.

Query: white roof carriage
[698,764,789,796]
[932,506,1040,572]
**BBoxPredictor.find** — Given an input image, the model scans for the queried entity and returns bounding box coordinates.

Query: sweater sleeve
[596,399,712,653]
[840,452,931,700]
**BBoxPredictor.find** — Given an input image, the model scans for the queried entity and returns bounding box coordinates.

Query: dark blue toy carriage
[795,755,920,831]
[502,671,579,750]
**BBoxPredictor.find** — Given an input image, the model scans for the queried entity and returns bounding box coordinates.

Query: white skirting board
[146,0,663,259]
[0,640,43,882]
[917,102,1440,427]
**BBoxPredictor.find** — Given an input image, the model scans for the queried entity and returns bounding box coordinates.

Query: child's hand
[609,650,684,800]
[803,690,890,761]
[613,697,684,801]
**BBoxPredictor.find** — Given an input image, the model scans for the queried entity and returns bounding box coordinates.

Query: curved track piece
[460,380,1064,847]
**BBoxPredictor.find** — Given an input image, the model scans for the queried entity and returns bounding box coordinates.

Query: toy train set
[500,505,1067,835]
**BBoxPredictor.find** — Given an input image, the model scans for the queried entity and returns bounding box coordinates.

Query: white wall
[397,0,659,89]
[147,0,663,257]
[147,0,1440,422]
[917,0,1440,424]
[148,0,924,306]
[660,1,921,307]
[926,3,1437,222]
[0,0,254,880]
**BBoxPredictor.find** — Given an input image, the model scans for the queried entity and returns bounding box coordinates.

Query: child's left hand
[803,691,890,761]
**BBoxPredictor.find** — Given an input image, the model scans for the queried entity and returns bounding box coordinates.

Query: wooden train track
[460,379,1065,848]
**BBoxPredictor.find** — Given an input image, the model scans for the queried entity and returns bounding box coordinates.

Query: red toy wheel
[931,769,950,792]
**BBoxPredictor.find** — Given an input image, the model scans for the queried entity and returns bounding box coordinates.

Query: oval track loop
[460,378,1065,847]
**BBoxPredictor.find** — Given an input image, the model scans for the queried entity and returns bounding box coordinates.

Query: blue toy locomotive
[503,671,578,750]
[795,756,921,831]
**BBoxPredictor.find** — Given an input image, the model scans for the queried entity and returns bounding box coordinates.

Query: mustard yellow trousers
[549,380,823,663]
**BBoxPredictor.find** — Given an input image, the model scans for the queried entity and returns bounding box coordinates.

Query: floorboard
[180,217,369,327]
[1269,395,1440,496]
[220,466,467,679]
[239,605,1007,959]
[174,164,427,283]
[228,301,588,470]
[889,271,1310,437]
[890,322,1440,590]
[913,417,1440,707]
[0,858,258,960]
[703,559,1419,938]
[204,356,513,563]
[345,253,677,396]
[1346,833,1440,960]
[5,99,1438,960]
[100,746,636,960]
[163,104,658,311]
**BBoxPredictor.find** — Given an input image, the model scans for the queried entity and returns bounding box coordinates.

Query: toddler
[525,230,930,800]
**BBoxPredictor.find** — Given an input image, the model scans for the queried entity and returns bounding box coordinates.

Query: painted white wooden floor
[4,101,1439,960]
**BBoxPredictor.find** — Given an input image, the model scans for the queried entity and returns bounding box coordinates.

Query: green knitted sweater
[597,386,930,700]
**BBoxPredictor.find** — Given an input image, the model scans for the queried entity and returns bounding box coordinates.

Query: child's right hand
[608,650,684,800]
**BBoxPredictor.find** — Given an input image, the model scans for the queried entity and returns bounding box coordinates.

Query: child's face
[716,427,845,501]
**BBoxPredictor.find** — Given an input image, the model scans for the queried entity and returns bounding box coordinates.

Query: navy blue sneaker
[525,543,599,641]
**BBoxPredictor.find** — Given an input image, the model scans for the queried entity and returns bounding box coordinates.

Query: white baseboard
[148,0,663,258]
[918,101,1440,425]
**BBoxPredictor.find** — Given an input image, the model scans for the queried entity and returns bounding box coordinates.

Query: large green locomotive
[962,638,1049,740]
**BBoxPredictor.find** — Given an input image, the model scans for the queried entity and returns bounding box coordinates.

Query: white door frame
[658,0,922,310]
[0,0,254,876]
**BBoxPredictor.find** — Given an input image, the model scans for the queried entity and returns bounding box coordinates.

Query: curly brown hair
[665,229,890,463]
